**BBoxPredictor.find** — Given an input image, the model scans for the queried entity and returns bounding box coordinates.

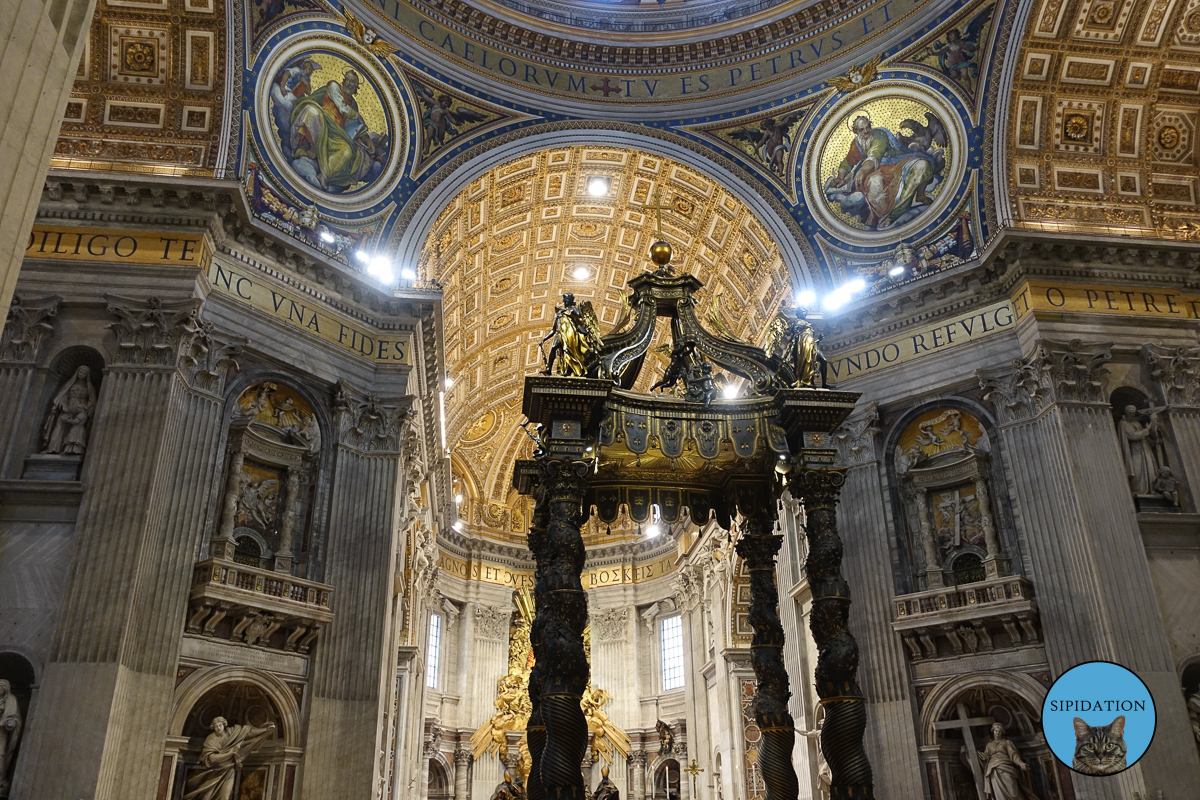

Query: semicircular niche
[253,33,407,213]
[803,81,968,244]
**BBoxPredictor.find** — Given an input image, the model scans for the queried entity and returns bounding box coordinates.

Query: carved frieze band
[978,338,1112,424]
[1144,343,1200,408]
[1,295,61,364]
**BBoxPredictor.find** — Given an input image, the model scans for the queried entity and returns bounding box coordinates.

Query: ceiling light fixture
[573,266,591,280]
[586,176,611,197]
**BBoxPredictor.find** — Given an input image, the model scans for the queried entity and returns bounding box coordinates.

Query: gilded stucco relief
[56,0,228,175]
[1009,0,1200,238]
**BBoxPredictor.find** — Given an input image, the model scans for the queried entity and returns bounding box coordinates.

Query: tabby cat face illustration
[1072,715,1127,775]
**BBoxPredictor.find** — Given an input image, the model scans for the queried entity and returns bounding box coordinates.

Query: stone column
[792,467,874,800]
[973,475,1004,578]
[629,751,646,800]
[274,466,301,572]
[302,386,411,800]
[1144,344,1200,502]
[454,744,471,800]
[0,295,59,475]
[0,0,96,321]
[980,338,1200,800]
[733,480,799,800]
[210,443,245,560]
[527,456,590,800]
[831,406,923,799]
[13,295,245,800]
[913,490,943,588]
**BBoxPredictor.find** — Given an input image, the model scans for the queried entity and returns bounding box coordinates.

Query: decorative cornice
[1,294,60,364]
[1144,343,1200,409]
[978,338,1112,424]
[105,294,203,368]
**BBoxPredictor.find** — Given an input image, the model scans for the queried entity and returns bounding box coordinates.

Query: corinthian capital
[105,294,203,367]
[180,320,246,394]
[979,338,1112,423]
[832,401,879,465]
[1144,343,1200,407]
[333,380,411,453]
[1,295,60,363]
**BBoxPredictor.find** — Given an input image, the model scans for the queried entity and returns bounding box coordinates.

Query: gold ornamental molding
[436,549,678,588]
[24,224,212,268]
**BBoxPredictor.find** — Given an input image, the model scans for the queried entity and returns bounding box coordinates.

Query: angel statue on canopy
[540,292,602,377]
[582,686,632,769]
[764,303,829,389]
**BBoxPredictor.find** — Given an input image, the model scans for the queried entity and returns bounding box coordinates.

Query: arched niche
[211,373,334,582]
[918,671,1072,800]
[20,345,105,481]
[884,401,1022,594]
[651,757,682,800]
[0,650,38,793]
[165,667,303,800]
[1110,384,1183,511]
[427,757,451,800]
[1180,656,1200,760]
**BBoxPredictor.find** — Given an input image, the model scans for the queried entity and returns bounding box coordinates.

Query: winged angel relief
[726,111,805,176]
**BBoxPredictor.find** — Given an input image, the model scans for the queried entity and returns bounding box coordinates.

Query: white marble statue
[798,713,832,800]
[0,680,23,797]
[182,717,276,800]
[1118,405,1164,495]
[975,723,1028,800]
[40,365,96,455]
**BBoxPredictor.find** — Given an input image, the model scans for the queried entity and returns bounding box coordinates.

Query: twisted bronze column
[526,475,551,800]
[735,487,799,800]
[793,468,874,799]
[528,457,590,800]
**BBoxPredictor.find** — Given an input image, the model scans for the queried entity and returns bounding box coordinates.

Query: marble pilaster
[0,0,95,321]
[302,386,411,800]
[831,404,925,799]
[12,295,238,800]
[979,338,1200,800]
[0,295,58,476]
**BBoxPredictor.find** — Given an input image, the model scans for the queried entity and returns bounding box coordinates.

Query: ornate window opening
[661,615,684,691]
[426,613,442,690]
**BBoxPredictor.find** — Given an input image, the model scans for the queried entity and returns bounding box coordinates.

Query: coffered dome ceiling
[424,144,792,544]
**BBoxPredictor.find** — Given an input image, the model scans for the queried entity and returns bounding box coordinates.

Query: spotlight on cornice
[645,524,660,538]
[401,268,417,280]
[319,230,336,243]
[888,265,906,278]
[586,176,611,197]
[795,289,817,307]
[573,266,591,280]
[722,384,739,399]
[355,250,370,262]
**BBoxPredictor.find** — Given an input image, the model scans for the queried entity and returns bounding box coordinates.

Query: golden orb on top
[649,240,673,266]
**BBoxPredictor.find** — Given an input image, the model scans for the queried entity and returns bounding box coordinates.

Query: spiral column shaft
[528,457,590,800]
[735,487,799,800]
[795,468,874,799]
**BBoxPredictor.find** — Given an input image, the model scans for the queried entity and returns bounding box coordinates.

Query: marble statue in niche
[0,680,23,798]
[1111,388,1179,509]
[40,365,96,455]
[182,716,276,800]
[893,408,1009,588]
[973,723,1029,800]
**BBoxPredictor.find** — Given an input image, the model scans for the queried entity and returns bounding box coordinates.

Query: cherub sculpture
[470,673,532,765]
[540,293,602,377]
[582,686,631,768]
[764,306,829,388]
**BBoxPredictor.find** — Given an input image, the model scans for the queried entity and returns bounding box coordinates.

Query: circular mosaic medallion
[803,83,967,242]
[255,36,404,210]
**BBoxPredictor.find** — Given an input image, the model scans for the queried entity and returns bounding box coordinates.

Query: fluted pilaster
[303,388,410,800]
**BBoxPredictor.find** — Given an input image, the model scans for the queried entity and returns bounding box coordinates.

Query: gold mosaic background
[1009,0,1200,239]
[56,0,228,175]
[422,146,793,544]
